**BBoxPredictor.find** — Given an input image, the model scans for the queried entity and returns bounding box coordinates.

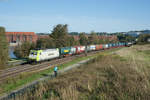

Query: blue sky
[0,0,150,33]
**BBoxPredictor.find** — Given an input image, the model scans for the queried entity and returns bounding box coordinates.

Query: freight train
[28,43,126,62]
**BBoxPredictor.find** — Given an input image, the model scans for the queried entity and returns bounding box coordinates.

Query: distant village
[5,30,150,47]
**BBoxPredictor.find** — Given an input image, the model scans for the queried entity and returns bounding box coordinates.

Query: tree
[98,39,105,44]
[79,32,88,45]
[117,33,135,42]
[66,36,79,46]
[69,32,79,35]
[88,31,99,44]
[117,33,126,42]
[0,27,9,69]
[36,37,55,49]
[68,36,75,46]
[50,24,70,47]
[14,42,36,58]
[138,34,150,44]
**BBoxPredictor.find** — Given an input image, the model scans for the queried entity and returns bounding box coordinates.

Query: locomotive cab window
[34,52,37,55]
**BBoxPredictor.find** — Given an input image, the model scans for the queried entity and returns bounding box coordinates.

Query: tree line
[137,34,150,44]
[0,25,150,69]
[14,24,117,58]
[116,32,150,44]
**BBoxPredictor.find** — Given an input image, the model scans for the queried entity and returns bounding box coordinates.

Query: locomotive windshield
[30,51,37,55]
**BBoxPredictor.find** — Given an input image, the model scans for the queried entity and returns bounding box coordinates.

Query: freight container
[59,47,71,56]
[112,43,115,48]
[117,43,120,47]
[115,43,118,47]
[90,45,96,51]
[115,43,117,47]
[123,43,126,46]
[75,46,85,54]
[108,44,112,48]
[102,44,106,49]
[75,46,82,54]
[99,44,103,50]
[70,47,76,55]
[119,43,122,47]
[96,45,101,50]
[86,46,91,52]
[80,46,85,52]
[103,44,108,49]
[122,43,124,46]
[105,44,109,48]
[95,45,99,50]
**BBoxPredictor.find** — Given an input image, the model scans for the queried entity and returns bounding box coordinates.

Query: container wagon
[69,47,76,55]
[75,46,85,54]
[80,46,85,53]
[89,45,96,51]
[103,44,108,49]
[59,47,71,57]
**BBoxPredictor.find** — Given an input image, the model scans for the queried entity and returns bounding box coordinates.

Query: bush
[0,27,9,69]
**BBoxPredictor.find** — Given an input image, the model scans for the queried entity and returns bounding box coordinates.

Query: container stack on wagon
[70,47,76,55]
[75,46,85,54]
[95,45,103,51]
[89,45,96,51]
[59,47,71,57]
[80,46,85,53]
[108,44,112,48]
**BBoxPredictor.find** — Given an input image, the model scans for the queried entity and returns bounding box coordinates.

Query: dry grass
[11,45,150,100]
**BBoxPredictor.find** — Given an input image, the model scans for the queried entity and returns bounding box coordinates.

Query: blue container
[108,44,111,48]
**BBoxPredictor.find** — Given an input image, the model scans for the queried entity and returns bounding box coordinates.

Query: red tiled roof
[6,32,36,35]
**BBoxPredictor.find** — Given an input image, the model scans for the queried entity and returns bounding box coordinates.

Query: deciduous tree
[14,42,36,58]
[138,34,150,44]
[79,32,88,45]
[36,38,55,49]
[88,31,99,44]
[50,24,70,47]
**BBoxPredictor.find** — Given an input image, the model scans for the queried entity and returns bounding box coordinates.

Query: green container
[59,47,71,55]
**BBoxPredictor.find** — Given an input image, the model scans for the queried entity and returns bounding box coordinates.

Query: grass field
[1,49,120,96]
[12,45,150,100]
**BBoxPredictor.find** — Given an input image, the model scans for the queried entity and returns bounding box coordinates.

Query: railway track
[0,51,99,83]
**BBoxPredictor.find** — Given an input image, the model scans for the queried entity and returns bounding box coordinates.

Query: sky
[0,0,150,33]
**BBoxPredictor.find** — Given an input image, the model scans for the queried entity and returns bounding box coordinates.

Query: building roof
[6,32,36,35]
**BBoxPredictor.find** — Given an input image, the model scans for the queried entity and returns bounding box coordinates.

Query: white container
[90,45,96,51]
[80,46,85,52]
[70,47,76,55]
[105,44,109,48]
